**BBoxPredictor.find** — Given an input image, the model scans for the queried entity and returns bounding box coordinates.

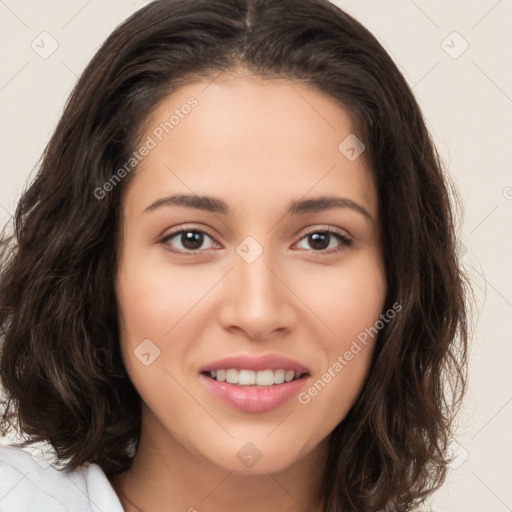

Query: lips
[199,354,310,413]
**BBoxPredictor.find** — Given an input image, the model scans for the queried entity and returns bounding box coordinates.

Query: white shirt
[0,445,124,512]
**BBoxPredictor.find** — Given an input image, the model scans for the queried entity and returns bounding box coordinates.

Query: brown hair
[0,0,470,510]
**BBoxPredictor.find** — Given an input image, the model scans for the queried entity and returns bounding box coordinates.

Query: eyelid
[294,224,352,241]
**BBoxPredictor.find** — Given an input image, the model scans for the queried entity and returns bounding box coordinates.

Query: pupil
[182,231,203,250]
[309,232,329,250]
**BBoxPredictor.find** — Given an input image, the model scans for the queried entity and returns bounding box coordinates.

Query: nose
[217,243,297,341]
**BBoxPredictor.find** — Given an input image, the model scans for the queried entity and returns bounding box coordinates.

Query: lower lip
[199,373,309,413]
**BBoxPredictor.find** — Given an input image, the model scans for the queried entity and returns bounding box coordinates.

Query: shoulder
[0,444,123,512]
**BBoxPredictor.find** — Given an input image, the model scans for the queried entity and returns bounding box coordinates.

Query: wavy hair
[0,0,470,510]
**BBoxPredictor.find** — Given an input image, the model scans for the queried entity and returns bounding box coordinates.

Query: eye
[160,228,219,255]
[294,227,352,255]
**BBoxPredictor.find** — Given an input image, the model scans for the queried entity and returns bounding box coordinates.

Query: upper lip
[200,354,310,375]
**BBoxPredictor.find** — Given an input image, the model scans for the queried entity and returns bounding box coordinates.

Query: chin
[195,436,317,476]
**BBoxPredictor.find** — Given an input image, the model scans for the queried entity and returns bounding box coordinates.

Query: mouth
[198,355,311,413]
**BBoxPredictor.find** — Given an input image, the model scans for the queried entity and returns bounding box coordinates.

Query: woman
[0,0,470,510]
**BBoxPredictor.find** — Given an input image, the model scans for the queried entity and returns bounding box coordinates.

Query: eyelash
[159,226,352,257]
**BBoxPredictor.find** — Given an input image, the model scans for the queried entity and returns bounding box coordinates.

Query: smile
[204,368,305,387]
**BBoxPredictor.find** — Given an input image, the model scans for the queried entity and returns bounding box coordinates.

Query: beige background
[1,1,511,510]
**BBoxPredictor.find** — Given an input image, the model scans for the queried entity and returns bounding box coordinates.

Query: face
[115,72,387,475]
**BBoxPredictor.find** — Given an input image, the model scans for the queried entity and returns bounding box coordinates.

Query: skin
[112,70,387,512]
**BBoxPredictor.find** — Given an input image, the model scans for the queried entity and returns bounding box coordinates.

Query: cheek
[294,252,386,409]
[115,262,187,412]
[300,251,387,345]
[115,248,226,395]
[116,249,215,341]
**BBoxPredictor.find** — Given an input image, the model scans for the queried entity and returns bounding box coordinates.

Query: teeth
[274,369,285,384]
[239,369,256,385]
[256,369,273,386]
[207,368,303,386]
[226,369,238,384]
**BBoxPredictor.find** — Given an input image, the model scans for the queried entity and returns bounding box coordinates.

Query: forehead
[124,73,377,220]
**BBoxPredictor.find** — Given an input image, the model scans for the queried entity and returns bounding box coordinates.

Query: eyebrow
[143,194,374,223]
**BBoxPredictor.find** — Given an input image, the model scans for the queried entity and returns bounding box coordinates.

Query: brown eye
[295,229,352,254]
[161,229,218,254]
